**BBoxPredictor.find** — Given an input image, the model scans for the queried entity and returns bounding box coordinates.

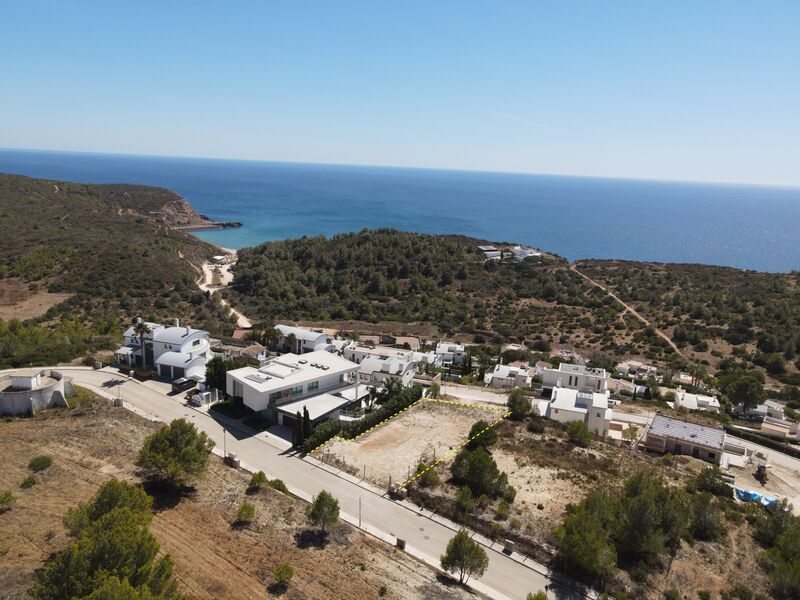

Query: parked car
[171,377,198,393]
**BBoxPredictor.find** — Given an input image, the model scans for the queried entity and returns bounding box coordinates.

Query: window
[193,339,201,347]
[308,381,319,392]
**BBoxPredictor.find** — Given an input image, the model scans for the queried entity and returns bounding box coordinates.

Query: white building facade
[226,351,359,426]
[541,363,609,395]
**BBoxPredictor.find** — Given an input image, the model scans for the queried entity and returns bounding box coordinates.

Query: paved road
[30,367,593,600]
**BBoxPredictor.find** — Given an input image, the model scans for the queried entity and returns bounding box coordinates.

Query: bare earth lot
[0,279,71,320]
[319,400,505,489]
[0,391,475,600]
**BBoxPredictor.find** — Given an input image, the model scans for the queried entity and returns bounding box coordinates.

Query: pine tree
[294,412,304,446]
[303,406,311,438]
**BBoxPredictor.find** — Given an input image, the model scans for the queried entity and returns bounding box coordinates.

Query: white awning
[115,346,135,355]
[277,393,352,421]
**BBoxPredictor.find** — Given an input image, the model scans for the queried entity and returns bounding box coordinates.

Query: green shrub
[306,491,339,534]
[248,471,268,492]
[416,463,440,488]
[236,501,256,524]
[135,419,214,489]
[495,501,510,520]
[269,479,289,494]
[29,455,53,472]
[466,420,498,449]
[0,489,16,512]
[272,563,293,587]
[527,419,545,433]
[20,475,36,489]
[507,388,532,420]
[566,421,592,447]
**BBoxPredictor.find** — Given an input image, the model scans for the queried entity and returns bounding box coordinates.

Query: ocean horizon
[2,147,799,273]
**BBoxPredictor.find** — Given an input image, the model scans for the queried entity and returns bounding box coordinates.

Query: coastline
[173,221,242,231]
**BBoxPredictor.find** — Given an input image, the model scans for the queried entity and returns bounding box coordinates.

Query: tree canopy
[135,419,215,489]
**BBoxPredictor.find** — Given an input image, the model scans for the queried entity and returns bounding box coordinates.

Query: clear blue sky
[2,1,799,186]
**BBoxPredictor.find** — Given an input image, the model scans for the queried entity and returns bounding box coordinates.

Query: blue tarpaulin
[735,488,778,507]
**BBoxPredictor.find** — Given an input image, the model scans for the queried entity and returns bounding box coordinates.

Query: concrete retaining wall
[0,370,70,416]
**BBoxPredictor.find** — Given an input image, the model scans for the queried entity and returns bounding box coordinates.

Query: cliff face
[89,184,214,228]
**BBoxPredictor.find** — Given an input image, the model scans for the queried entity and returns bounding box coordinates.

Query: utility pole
[223,429,227,458]
[359,497,362,528]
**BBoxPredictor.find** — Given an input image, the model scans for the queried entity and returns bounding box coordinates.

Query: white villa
[751,399,786,420]
[116,318,213,381]
[435,341,466,366]
[226,350,360,427]
[541,363,609,396]
[485,364,534,389]
[357,355,416,387]
[510,245,542,262]
[544,387,611,437]
[477,245,501,259]
[672,387,720,413]
[275,324,330,354]
[343,343,413,364]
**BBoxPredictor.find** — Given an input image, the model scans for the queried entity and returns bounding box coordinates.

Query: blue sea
[1,148,799,273]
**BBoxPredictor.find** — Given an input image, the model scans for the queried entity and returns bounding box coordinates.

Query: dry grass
[0,389,477,600]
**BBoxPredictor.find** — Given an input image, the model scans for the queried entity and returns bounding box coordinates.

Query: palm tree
[132,320,151,369]
[286,332,297,354]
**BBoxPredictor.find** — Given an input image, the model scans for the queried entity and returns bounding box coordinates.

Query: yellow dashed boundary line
[310,397,510,491]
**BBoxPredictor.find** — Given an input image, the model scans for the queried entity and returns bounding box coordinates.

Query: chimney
[174,318,180,327]
[136,317,142,324]
[186,326,190,334]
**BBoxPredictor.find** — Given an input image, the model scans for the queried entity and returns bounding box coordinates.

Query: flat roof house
[672,387,720,413]
[485,364,534,390]
[541,363,609,395]
[275,324,330,355]
[435,341,466,366]
[358,355,416,387]
[643,414,725,464]
[343,343,413,364]
[545,387,610,437]
[477,245,501,259]
[226,350,358,427]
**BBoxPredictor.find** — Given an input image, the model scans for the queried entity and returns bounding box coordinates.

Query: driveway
[18,366,594,600]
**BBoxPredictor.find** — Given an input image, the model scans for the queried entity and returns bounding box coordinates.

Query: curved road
[15,366,594,600]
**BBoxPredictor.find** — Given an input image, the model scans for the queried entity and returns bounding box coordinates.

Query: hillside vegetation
[0,174,234,366]
[577,260,800,383]
[228,230,670,356]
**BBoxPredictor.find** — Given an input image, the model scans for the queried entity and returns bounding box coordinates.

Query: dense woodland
[0,174,235,366]
[577,260,800,383]
[231,230,606,336]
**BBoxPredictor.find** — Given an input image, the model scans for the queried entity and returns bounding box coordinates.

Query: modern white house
[672,387,721,413]
[510,245,542,262]
[541,363,609,396]
[357,355,416,387]
[275,324,330,354]
[751,399,786,420]
[343,343,413,364]
[544,387,611,436]
[643,414,725,464]
[485,364,534,389]
[226,350,359,426]
[616,360,658,379]
[759,415,799,440]
[477,245,501,259]
[116,318,213,381]
[435,341,466,366]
